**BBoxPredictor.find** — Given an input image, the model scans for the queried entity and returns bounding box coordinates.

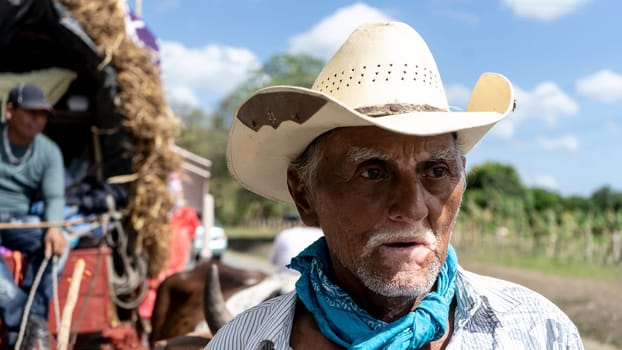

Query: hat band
[355,103,446,117]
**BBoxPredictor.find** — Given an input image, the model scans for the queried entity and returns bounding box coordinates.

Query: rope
[15,255,51,350]
[104,195,148,309]
[105,214,148,309]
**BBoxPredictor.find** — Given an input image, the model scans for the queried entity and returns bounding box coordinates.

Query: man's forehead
[318,127,457,157]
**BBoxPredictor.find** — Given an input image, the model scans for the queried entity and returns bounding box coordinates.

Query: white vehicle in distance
[192,224,228,260]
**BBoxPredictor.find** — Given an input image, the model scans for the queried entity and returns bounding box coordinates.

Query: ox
[149,259,294,349]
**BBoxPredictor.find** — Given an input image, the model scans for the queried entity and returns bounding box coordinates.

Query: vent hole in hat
[314,63,441,92]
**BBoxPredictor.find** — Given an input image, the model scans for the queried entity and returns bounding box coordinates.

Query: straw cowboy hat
[227,21,514,204]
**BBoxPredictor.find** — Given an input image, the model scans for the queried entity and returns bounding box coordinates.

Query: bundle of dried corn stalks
[59,0,182,277]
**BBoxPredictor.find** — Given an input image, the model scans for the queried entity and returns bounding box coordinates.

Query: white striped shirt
[206,266,584,349]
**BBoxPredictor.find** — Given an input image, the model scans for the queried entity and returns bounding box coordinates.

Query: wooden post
[57,258,86,350]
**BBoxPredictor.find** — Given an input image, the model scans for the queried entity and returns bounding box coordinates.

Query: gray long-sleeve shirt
[0,124,65,222]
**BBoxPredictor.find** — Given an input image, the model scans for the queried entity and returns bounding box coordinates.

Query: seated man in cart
[0,83,68,349]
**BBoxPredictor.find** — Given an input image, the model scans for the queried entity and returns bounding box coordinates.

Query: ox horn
[203,263,234,334]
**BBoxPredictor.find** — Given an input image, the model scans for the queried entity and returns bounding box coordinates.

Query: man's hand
[44,227,67,257]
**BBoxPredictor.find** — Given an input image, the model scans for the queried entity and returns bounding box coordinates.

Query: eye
[422,163,450,178]
[360,167,386,180]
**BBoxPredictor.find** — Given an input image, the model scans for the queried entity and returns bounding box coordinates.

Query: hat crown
[311,22,448,112]
[8,83,52,110]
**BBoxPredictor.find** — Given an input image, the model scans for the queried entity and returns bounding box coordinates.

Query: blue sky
[135,0,622,198]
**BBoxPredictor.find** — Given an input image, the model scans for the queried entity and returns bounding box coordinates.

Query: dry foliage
[59,0,182,277]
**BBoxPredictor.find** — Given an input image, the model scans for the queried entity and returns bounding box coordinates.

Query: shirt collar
[248,291,298,349]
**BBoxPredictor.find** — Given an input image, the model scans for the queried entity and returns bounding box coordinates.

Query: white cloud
[576,69,622,103]
[535,134,580,151]
[517,83,579,124]
[288,3,393,60]
[502,0,590,21]
[489,82,578,139]
[491,119,516,140]
[159,40,260,106]
[445,84,471,111]
[164,84,199,107]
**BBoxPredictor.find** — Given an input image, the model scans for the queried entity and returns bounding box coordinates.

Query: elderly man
[207,22,583,349]
[1,83,67,349]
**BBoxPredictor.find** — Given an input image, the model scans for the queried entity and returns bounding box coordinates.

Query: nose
[388,174,428,224]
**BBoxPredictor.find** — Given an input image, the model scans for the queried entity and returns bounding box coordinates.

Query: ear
[286,168,319,227]
[5,103,13,120]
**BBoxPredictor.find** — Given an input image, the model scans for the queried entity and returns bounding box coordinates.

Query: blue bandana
[289,238,457,349]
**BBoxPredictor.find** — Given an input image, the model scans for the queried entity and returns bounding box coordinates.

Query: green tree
[212,53,325,126]
[175,53,325,225]
[591,186,622,211]
[466,162,526,197]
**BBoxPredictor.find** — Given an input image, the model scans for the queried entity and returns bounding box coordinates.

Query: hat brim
[17,102,53,114]
[227,72,513,204]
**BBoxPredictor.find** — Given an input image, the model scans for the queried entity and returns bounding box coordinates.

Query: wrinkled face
[5,105,49,144]
[290,126,465,298]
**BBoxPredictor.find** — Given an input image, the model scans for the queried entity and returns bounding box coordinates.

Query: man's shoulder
[456,268,581,330]
[454,268,583,348]
[458,268,565,312]
[207,292,297,348]
[34,133,62,156]
[35,133,59,147]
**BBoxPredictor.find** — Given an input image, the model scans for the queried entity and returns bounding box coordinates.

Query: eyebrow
[428,148,459,162]
[347,147,390,163]
[347,146,458,163]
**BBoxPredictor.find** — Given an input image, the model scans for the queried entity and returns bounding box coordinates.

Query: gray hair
[288,133,329,192]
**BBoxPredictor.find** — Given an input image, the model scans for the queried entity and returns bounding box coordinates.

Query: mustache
[365,228,437,251]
